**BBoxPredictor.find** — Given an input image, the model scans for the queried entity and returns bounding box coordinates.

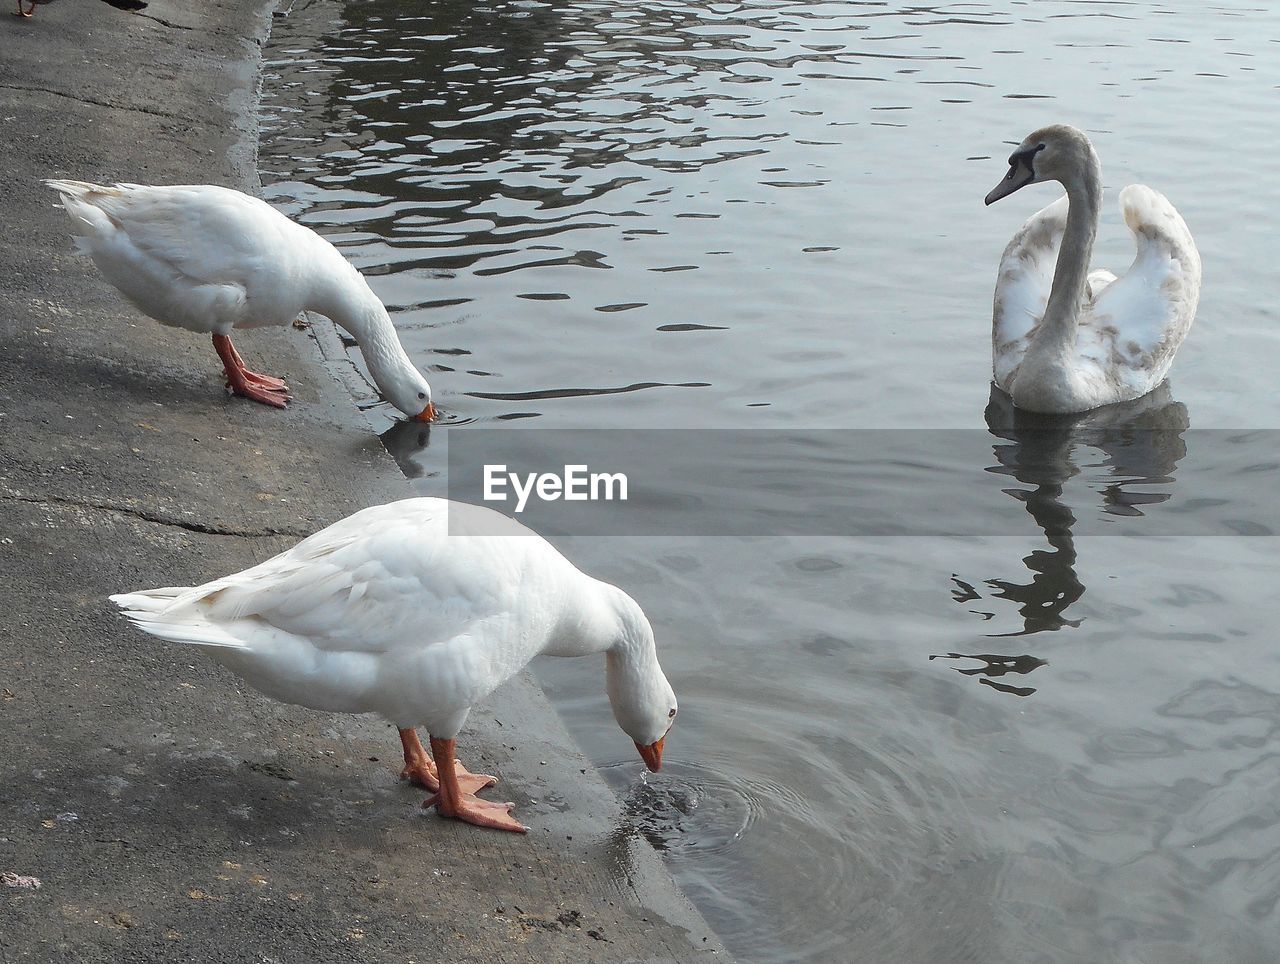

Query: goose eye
[668,708,677,719]
[417,391,426,400]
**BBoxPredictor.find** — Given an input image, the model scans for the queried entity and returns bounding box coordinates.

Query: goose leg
[224,340,288,390]
[398,728,496,795]
[211,334,291,408]
[15,0,36,16]
[422,736,527,833]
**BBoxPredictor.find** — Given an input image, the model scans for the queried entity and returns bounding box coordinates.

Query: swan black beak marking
[985,144,1044,205]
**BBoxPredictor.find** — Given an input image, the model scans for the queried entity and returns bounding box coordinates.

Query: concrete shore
[0,2,723,960]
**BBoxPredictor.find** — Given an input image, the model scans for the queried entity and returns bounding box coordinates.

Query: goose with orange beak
[111,498,676,833]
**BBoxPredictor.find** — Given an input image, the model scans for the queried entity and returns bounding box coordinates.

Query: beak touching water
[635,737,665,772]
[414,402,437,422]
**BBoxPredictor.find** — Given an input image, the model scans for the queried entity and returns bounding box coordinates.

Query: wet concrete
[0,2,724,960]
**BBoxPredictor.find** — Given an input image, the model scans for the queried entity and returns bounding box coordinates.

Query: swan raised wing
[1077,185,1201,399]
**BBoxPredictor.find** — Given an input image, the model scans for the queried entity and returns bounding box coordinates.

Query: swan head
[603,595,678,772]
[985,124,1095,205]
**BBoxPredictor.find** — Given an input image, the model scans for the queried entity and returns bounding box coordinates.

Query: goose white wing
[991,196,1069,391]
[115,500,541,660]
[45,181,288,332]
[1075,185,1201,396]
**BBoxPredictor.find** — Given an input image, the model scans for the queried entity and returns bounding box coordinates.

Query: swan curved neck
[1037,157,1103,355]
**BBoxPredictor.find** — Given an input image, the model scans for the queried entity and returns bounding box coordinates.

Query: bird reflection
[379,418,433,478]
[939,383,1190,695]
[928,652,1048,698]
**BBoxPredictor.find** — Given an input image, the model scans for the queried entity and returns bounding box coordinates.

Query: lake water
[259,2,1280,960]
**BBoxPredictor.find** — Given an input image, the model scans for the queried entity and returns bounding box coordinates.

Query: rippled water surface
[261,3,1280,960]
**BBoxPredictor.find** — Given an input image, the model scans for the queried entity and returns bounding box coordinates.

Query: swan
[43,180,435,421]
[110,498,677,833]
[984,124,1201,414]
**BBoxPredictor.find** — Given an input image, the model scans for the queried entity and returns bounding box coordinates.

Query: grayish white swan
[985,124,1201,414]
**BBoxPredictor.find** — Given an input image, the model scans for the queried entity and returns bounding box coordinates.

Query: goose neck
[307,263,421,408]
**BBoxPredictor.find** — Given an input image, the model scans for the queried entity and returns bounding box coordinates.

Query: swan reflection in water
[937,383,1190,696]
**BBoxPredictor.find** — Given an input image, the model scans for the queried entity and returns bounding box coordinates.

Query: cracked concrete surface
[0,2,724,961]
[0,490,308,538]
[0,83,190,120]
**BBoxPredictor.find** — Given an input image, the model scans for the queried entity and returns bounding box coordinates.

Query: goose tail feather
[110,589,249,650]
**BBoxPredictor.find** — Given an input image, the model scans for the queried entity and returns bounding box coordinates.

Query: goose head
[309,269,437,421]
[352,306,435,420]
[602,593,678,772]
[985,124,1096,205]
[609,659,677,772]
[384,368,436,422]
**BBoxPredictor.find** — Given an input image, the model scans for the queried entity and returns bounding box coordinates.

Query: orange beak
[413,402,437,422]
[635,737,665,772]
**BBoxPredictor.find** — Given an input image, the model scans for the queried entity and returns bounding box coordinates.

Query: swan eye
[1007,142,1046,176]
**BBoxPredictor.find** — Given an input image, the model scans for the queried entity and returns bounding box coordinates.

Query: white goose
[44,180,435,420]
[110,498,677,833]
[984,125,1201,414]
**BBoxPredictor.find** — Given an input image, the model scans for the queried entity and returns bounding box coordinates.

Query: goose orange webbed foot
[422,790,528,834]
[398,727,495,795]
[227,376,291,408]
[238,368,289,391]
[225,339,288,390]
[425,734,528,834]
[400,760,496,796]
[212,333,291,408]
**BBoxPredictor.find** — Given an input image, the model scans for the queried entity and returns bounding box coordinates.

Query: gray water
[260,2,1280,960]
